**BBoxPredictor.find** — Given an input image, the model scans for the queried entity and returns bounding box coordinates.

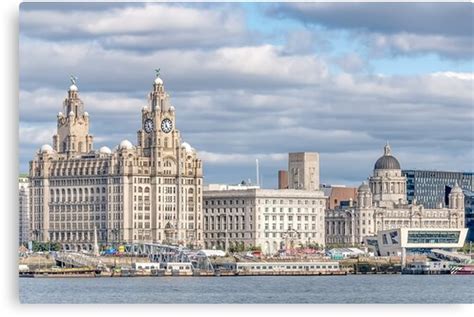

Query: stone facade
[288,152,320,191]
[19,176,30,246]
[325,144,465,246]
[203,185,326,255]
[28,75,203,250]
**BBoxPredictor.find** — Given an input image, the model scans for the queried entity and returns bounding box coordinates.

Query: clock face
[161,118,173,133]
[144,118,154,133]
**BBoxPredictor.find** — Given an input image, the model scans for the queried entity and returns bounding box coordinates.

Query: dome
[181,142,193,153]
[142,106,149,111]
[119,139,133,150]
[154,77,163,85]
[358,182,370,192]
[169,106,175,112]
[84,111,89,117]
[99,146,112,154]
[40,144,54,153]
[57,112,63,117]
[69,111,75,116]
[374,143,401,170]
[451,182,463,194]
[69,84,78,91]
[374,156,400,170]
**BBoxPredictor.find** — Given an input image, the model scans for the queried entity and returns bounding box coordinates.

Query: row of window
[205,199,323,206]
[264,215,321,222]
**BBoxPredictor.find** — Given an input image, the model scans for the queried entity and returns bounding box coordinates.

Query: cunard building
[29,74,203,250]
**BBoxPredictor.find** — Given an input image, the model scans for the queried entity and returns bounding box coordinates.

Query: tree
[246,245,261,252]
[31,241,61,252]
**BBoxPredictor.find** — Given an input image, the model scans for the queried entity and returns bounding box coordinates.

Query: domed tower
[449,182,465,210]
[137,70,177,158]
[357,181,373,209]
[52,76,94,156]
[369,143,407,206]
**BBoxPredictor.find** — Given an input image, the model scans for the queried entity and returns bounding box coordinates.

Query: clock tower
[133,72,203,246]
[137,74,177,158]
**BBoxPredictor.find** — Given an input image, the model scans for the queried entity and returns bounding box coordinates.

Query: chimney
[278,170,288,189]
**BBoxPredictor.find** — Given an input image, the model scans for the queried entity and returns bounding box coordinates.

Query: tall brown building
[278,170,288,189]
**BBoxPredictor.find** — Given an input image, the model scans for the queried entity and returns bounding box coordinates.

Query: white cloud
[20,39,330,91]
[20,3,249,50]
[431,72,474,81]
[370,33,473,59]
[19,124,55,146]
[198,151,287,165]
[333,53,368,73]
[18,3,474,186]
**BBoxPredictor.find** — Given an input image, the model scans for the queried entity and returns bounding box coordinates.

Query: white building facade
[28,75,203,250]
[203,185,326,255]
[326,144,465,246]
[19,176,30,246]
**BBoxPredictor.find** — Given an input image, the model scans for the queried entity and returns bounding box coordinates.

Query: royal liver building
[29,74,203,250]
[326,144,465,245]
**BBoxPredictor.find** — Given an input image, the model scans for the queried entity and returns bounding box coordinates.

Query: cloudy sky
[19,2,473,188]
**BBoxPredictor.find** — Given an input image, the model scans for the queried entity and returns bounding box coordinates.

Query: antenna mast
[256,159,260,187]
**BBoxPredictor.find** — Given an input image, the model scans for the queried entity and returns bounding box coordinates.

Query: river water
[19,275,473,304]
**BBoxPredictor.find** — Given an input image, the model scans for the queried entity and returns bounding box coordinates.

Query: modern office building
[19,175,30,246]
[464,190,474,242]
[403,169,474,208]
[365,227,468,257]
[288,152,320,191]
[28,74,203,250]
[325,144,465,246]
[203,184,327,255]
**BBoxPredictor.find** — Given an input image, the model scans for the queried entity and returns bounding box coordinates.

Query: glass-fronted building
[402,170,473,208]
[464,190,474,242]
[402,170,474,242]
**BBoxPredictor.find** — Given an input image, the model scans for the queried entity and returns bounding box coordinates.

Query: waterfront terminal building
[365,227,468,258]
[325,144,466,246]
[203,184,327,255]
[28,75,203,250]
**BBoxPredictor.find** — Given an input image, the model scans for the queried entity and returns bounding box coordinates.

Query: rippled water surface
[19,275,474,304]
